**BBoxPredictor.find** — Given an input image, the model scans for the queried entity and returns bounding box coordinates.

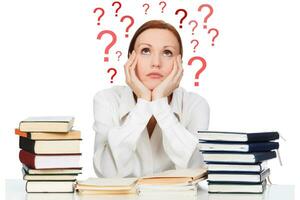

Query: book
[75,177,138,194]
[19,137,81,154]
[207,162,267,172]
[22,168,77,181]
[26,181,75,193]
[19,150,81,169]
[202,151,276,163]
[15,129,81,140]
[137,168,207,185]
[76,168,207,195]
[26,193,75,200]
[136,168,206,197]
[208,181,267,193]
[23,174,77,181]
[198,141,279,152]
[23,165,82,175]
[19,116,74,132]
[137,186,198,197]
[197,131,279,142]
[208,193,265,200]
[208,169,270,183]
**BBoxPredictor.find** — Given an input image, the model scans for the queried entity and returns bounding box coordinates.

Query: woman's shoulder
[178,87,209,110]
[178,87,209,107]
[93,85,128,103]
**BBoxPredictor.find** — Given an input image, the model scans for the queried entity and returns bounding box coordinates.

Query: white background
[1,0,299,197]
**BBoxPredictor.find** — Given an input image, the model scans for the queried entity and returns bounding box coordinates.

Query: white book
[26,193,75,200]
[26,181,75,193]
[19,116,74,132]
[75,177,138,194]
[208,169,270,183]
[207,162,267,172]
[208,181,267,193]
[19,150,81,169]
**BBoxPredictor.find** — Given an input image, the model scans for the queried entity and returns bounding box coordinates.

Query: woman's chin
[144,81,161,91]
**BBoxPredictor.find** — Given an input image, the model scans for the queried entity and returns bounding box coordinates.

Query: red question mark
[159,1,167,13]
[120,15,134,38]
[107,68,117,83]
[198,4,214,29]
[175,9,188,29]
[143,3,150,15]
[115,51,122,61]
[93,8,105,26]
[112,1,122,17]
[188,56,207,87]
[188,20,198,35]
[208,28,219,46]
[190,39,199,53]
[97,30,117,62]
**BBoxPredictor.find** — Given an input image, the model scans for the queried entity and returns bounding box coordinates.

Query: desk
[5,179,295,200]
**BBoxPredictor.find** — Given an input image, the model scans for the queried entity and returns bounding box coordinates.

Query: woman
[93,20,209,178]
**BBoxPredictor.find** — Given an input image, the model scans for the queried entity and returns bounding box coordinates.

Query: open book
[137,168,207,185]
[75,168,207,195]
[75,177,138,194]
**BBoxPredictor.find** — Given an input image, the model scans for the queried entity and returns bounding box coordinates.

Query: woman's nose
[151,54,160,68]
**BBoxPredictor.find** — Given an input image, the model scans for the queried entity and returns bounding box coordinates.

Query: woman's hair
[127,20,183,58]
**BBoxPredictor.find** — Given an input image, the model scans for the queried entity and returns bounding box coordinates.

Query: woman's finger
[129,54,139,80]
[174,55,183,81]
[167,56,178,80]
[125,52,136,83]
[125,51,136,68]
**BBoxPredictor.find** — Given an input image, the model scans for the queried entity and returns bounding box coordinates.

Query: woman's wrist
[140,93,151,101]
[152,93,163,101]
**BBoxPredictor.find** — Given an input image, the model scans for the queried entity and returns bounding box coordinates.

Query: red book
[19,150,81,169]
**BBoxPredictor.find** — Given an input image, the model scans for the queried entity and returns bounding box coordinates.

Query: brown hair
[127,20,183,58]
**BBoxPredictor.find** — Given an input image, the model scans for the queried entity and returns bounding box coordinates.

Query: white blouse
[93,85,210,178]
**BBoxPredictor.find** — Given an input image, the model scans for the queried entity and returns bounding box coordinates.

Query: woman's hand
[152,55,183,101]
[124,51,152,101]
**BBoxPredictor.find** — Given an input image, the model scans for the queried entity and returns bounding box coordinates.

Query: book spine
[254,151,276,162]
[248,142,279,152]
[19,150,36,169]
[19,137,36,153]
[247,132,279,142]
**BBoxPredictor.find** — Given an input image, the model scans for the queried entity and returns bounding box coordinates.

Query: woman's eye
[141,48,150,55]
[163,50,173,57]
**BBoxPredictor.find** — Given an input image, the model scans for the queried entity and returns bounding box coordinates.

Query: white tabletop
[5,179,295,200]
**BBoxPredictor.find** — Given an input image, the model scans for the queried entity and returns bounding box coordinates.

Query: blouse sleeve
[93,91,152,178]
[151,96,210,169]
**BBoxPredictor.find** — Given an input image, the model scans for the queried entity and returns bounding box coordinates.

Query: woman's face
[133,28,181,90]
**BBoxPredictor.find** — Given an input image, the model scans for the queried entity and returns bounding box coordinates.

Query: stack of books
[197,131,279,194]
[136,168,207,197]
[15,116,82,193]
[76,168,207,197]
[76,177,138,195]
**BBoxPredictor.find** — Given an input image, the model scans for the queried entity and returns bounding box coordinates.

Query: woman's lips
[147,72,163,79]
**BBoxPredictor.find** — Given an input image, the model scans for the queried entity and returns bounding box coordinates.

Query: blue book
[198,141,279,152]
[197,131,279,142]
[202,151,276,163]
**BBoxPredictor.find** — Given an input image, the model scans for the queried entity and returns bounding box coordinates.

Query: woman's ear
[128,50,135,58]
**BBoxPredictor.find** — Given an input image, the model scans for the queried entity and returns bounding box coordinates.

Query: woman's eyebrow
[137,43,152,47]
[163,45,176,50]
[137,43,176,50]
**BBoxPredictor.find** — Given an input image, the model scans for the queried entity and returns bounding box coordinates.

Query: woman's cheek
[136,59,148,79]
[162,59,174,75]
